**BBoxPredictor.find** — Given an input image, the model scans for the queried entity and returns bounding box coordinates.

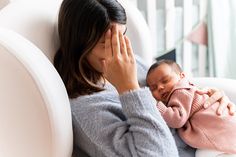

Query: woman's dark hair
[54,0,127,98]
[147,59,183,77]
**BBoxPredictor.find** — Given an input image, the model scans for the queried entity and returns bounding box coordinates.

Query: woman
[54,0,234,156]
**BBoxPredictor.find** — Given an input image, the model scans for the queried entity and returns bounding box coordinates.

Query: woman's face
[86,24,127,73]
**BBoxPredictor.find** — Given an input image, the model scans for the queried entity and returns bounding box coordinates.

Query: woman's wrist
[117,83,140,94]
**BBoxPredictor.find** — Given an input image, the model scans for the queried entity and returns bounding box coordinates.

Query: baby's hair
[147,59,183,76]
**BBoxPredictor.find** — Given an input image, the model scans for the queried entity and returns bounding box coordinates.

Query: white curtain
[208,0,236,79]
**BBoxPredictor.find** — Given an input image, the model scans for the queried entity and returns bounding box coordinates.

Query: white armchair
[0,28,73,157]
[0,1,72,157]
[0,1,235,157]
[192,77,236,104]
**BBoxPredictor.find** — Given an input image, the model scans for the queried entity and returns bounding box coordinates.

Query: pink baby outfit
[157,78,236,154]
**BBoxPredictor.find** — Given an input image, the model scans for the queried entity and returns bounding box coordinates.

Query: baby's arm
[157,89,194,128]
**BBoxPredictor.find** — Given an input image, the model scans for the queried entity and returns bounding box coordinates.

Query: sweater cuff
[157,101,167,115]
[119,87,157,117]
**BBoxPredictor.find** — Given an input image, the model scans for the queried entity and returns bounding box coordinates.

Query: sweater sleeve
[157,89,194,128]
[72,88,179,157]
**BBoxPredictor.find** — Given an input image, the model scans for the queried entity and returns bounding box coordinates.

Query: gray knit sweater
[71,83,178,157]
[70,57,195,157]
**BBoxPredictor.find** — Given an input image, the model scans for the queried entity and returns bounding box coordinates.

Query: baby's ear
[180,72,186,78]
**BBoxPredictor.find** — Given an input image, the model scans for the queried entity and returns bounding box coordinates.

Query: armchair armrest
[192,77,236,104]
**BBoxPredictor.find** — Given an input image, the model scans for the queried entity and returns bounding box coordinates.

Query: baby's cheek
[152,91,160,101]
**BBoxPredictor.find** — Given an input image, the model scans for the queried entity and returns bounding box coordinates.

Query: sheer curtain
[208,0,236,79]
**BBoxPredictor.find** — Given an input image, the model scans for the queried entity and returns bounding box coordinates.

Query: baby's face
[146,63,184,103]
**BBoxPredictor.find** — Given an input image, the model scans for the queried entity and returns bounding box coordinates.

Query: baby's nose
[158,85,164,91]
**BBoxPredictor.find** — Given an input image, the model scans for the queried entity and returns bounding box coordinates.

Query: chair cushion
[0,0,62,62]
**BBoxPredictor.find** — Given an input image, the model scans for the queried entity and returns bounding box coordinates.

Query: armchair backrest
[0,28,73,157]
[0,0,61,62]
[0,1,73,157]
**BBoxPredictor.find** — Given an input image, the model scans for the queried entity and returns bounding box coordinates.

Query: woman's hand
[102,25,140,94]
[196,88,235,115]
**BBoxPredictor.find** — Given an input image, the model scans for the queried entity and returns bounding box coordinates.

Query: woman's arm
[95,25,179,156]
[71,89,179,157]
[120,88,179,156]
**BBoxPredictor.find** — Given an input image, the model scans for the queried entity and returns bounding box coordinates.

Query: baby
[146,59,236,157]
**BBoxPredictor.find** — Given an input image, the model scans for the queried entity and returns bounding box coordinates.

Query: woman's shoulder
[69,88,126,129]
[70,89,120,114]
[71,90,114,102]
[71,82,115,102]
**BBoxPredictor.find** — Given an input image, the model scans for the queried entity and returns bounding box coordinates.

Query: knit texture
[157,78,236,154]
[70,83,179,157]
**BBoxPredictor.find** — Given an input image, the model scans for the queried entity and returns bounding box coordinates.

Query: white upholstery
[0,28,73,157]
[192,77,236,104]
[0,0,61,62]
[0,1,72,157]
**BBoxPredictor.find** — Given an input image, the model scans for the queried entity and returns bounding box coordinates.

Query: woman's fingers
[203,90,224,108]
[103,25,139,94]
[124,36,135,61]
[228,102,235,115]
[195,88,210,95]
[216,96,229,115]
[110,24,132,60]
[217,96,235,116]
[196,87,218,96]
[119,31,128,58]
[199,87,235,116]
[105,29,112,58]
[111,25,120,58]
[206,88,218,96]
